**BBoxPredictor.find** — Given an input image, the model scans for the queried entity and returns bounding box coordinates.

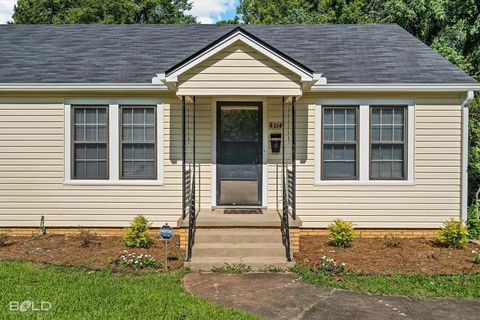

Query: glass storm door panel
[217,102,262,206]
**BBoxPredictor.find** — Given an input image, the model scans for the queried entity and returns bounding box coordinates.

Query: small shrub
[438,219,468,248]
[328,219,355,248]
[473,250,480,264]
[123,214,155,248]
[317,256,346,275]
[384,234,403,248]
[0,232,10,246]
[78,227,98,248]
[113,250,159,269]
[211,263,252,274]
[467,201,480,239]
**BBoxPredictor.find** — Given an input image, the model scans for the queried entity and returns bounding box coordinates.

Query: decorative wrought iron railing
[280,96,296,262]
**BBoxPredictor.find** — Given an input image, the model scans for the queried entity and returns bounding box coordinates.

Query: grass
[292,265,480,299]
[211,263,252,274]
[0,261,260,320]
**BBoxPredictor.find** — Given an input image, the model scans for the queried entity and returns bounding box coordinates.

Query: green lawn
[0,261,259,320]
[293,265,480,299]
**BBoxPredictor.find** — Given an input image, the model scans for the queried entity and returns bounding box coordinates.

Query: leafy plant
[211,263,252,274]
[317,256,346,275]
[78,227,98,248]
[0,232,10,246]
[467,201,480,239]
[112,250,159,270]
[473,250,480,264]
[438,219,468,248]
[384,234,403,248]
[123,214,155,248]
[328,219,355,248]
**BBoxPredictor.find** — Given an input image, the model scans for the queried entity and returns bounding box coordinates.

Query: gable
[176,41,303,96]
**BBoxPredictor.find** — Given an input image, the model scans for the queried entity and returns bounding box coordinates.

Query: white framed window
[64,99,164,185]
[314,99,414,185]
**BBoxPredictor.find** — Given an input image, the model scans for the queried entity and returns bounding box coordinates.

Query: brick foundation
[1,227,438,254]
[289,228,439,253]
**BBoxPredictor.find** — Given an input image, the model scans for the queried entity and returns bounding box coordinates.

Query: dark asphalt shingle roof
[0,24,476,84]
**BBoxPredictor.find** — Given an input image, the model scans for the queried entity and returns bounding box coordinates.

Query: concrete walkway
[183,273,480,320]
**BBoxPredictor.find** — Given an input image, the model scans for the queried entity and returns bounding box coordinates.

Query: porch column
[192,96,196,213]
[291,96,296,219]
[182,96,186,219]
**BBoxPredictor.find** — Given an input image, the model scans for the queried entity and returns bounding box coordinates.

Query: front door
[217,102,263,206]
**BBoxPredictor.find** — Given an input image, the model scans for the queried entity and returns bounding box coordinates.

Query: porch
[179,96,299,264]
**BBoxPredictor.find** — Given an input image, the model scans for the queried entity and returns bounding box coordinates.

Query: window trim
[71,105,109,180]
[64,98,164,185]
[119,105,157,180]
[321,106,359,180]
[369,106,407,180]
[314,99,414,185]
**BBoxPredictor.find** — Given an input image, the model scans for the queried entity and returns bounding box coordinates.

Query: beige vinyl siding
[177,42,302,96]
[0,95,212,227]
[266,93,462,228]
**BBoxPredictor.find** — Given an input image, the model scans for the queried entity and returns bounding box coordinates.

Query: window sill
[64,179,164,186]
[314,180,414,186]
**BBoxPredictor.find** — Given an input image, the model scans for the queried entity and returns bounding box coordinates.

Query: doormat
[224,209,263,215]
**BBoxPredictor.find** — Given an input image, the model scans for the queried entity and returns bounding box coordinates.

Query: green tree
[12,0,197,24]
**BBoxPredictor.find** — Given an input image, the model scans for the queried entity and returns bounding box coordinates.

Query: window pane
[381,126,392,141]
[393,109,404,124]
[333,109,345,124]
[382,109,393,124]
[333,127,345,141]
[346,126,355,141]
[146,108,155,124]
[371,126,380,142]
[133,126,145,141]
[98,109,107,124]
[393,126,404,142]
[85,108,97,123]
[85,125,96,141]
[324,162,355,178]
[324,126,333,141]
[345,145,355,160]
[75,125,85,141]
[346,109,356,124]
[123,109,133,124]
[74,109,84,123]
[324,109,333,124]
[324,145,333,160]
[133,108,144,124]
[371,109,380,125]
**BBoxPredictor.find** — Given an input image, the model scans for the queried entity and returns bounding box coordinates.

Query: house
[0,24,479,268]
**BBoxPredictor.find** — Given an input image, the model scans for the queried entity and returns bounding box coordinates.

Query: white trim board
[0,84,168,92]
[211,97,269,207]
[311,83,480,92]
[314,98,415,185]
[64,98,165,185]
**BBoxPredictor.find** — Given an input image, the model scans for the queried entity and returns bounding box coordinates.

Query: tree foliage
[12,0,197,24]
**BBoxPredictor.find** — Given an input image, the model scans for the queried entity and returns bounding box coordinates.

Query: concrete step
[185,256,294,271]
[192,242,286,258]
[194,229,282,243]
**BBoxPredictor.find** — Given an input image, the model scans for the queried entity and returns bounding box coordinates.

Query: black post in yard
[291,96,296,220]
[182,96,186,219]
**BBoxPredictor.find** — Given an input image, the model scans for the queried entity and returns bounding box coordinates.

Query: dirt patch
[0,234,184,271]
[295,235,480,275]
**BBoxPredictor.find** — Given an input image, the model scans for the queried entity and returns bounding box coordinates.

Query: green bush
[467,201,480,239]
[438,219,468,248]
[327,219,355,248]
[123,214,155,248]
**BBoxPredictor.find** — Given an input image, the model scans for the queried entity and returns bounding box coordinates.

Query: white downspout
[461,91,474,221]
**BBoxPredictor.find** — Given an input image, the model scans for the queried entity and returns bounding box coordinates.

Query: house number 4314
[269,122,282,129]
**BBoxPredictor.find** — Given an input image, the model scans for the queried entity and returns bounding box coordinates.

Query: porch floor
[177,209,301,228]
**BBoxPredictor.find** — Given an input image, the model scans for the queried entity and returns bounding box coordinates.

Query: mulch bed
[295,236,480,275]
[0,234,184,271]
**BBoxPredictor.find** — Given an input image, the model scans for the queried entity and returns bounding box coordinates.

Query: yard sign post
[159,223,174,271]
